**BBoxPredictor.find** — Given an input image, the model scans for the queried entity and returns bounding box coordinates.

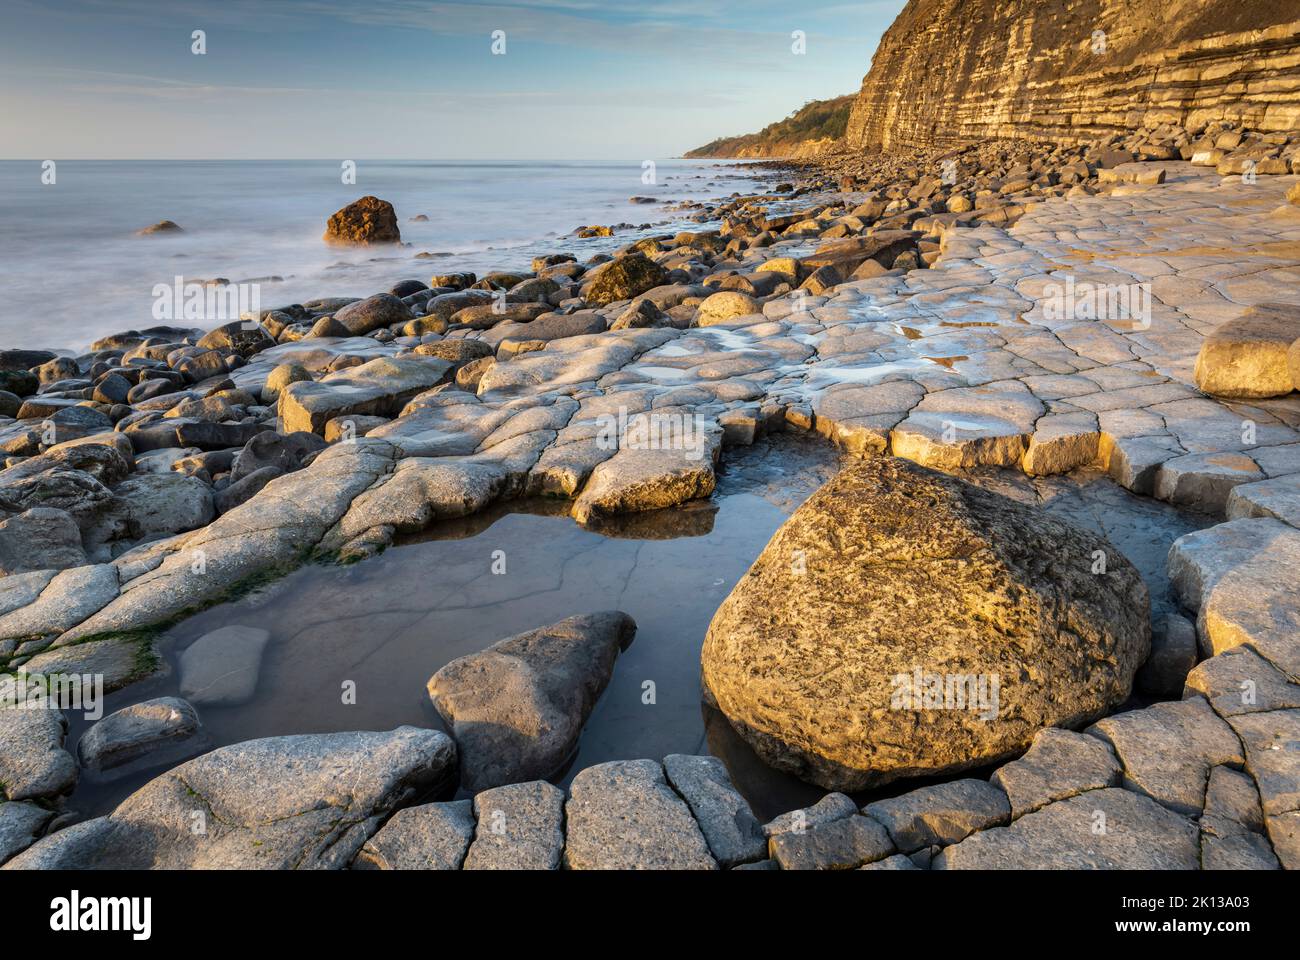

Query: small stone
[353,799,475,870]
[1136,612,1198,698]
[463,781,565,871]
[0,801,52,865]
[0,508,87,576]
[1194,302,1300,399]
[859,853,920,870]
[427,612,635,792]
[77,696,204,778]
[763,792,858,837]
[179,625,271,707]
[663,754,765,867]
[769,814,895,870]
[0,707,77,801]
[563,759,717,870]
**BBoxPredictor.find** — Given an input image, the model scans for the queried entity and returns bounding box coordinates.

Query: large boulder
[323,196,400,246]
[582,253,668,307]
[0,508,87,576]
[332,294,412,335]
[427,612,636,792]
[701,456,1150,792]
[195,321,275,358]
[1194,302,1300,399]
[4,726,455,869]
[86,473,214,544]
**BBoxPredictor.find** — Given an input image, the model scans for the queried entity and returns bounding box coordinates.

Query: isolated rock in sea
[427,612,636,792]
[4,726,456,869]
[135,220,183,236]
[1194,302,1300,399]
[77,696,204,778]
[702,456,1150,792]
[323,196,401,245]
[178,625,271,707]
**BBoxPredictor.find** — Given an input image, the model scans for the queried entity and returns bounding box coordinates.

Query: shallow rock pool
[62,434,1210,824]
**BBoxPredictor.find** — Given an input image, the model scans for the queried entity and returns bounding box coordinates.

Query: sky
[0,0,907,160]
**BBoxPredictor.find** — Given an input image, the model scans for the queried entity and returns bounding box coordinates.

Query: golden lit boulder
[702,456,1150,792]
[323,196,401,246]
[1194,302,1300,399]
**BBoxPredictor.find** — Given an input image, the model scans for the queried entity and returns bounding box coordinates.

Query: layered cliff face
[844,0,1300,151]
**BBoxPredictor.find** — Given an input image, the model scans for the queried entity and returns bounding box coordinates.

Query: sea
[0,159,769,353]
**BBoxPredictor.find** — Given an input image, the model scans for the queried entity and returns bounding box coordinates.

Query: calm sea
[0,159,766,352]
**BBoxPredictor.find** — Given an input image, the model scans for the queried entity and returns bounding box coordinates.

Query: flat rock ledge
[7,723,1287,869]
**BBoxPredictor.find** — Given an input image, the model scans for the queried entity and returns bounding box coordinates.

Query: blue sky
[0,0,906,159]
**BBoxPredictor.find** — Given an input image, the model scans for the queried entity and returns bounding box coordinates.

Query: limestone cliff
[843,0,1300,151]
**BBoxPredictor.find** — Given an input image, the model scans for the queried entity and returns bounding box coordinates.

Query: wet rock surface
[427,612,636,792]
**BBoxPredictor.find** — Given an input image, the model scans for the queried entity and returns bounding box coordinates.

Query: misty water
[0,158,767,352]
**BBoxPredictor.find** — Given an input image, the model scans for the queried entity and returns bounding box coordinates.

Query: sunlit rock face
[701,456,1151,792]
[843,0,1300,151]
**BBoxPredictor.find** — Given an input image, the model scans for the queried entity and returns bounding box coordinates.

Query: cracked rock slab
[463,781,565,871]
[352,799,474,870]
[991,727,1122,818]
[3,726,456,869]
[563,759,716,870]
[933,788,1199,870]
[1086,697,1243,817]
[663,753,765,868]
